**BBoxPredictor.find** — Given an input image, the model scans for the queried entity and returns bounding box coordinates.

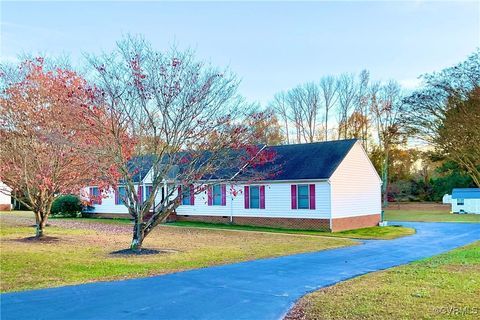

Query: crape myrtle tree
[86,37,276,251]
[0,58,113,238]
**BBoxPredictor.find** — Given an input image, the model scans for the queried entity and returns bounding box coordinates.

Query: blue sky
[1,1,479,105]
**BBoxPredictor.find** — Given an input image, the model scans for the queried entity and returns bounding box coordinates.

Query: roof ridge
[269,139,358,148]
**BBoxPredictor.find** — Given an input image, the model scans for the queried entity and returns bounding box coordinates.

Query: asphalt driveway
[1,221,479,320]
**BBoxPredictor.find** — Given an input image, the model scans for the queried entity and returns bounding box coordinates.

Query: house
[83,139,382,231]
[0,181,12,211]
[451,188,480,214]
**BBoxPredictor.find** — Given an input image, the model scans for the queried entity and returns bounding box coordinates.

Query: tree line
[261,50,479,204]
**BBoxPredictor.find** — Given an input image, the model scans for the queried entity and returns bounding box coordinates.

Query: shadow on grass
[110,248,179,256]
[13,236,60,243]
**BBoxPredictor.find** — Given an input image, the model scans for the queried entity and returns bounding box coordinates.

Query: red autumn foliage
[0,58,118,237]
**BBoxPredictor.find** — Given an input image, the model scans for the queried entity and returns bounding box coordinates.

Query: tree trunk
[325,110,328,141]
[34,211,47,238]
[130,217,145,251]
[382,150,389,208]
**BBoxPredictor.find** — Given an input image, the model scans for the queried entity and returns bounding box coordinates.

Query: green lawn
[169,221,415,240]
[385,209,480,223]
[286,241,480,320]
[0,211,356,292]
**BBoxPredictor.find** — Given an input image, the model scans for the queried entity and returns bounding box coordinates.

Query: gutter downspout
[230,185,233,224]
[328,179,333,232]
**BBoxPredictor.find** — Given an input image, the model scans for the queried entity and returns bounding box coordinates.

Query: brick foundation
[175,215,331,231]
[331,214,381,232]
[175,213,380,232]
[0,204,11,211]
[83,212,380,232]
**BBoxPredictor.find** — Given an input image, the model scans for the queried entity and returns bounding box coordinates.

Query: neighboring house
[83,139,382,231]
[451,188,480,214]
[0,181,12,211]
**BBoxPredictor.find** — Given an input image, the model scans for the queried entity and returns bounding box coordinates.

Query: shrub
[51,195,82,217]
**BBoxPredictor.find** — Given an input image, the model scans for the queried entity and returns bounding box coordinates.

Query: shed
[0,181,12,211]
[451,188,480,214]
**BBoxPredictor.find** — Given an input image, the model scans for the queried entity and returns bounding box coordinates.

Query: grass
[50,216,133,224]
[385,209,480,223]
[169,221,415,240]
[287,241,480,320]
[0,211,357,292]
[9,210,133,224]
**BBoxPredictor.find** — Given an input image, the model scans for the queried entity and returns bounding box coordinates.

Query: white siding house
[83,139,382,231]
[451,188,480,214]
[0,181,12,211]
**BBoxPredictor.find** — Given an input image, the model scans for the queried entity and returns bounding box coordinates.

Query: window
[244,185,265,209]
[117,186,127,205]
[181,186,193,205]
[89,187,101,205]
[213,184,222,206]
[250,186,260,209]
[292,184,315,210]
[297,185,310,209]
[208,184,226,206]
[457,198,464,205]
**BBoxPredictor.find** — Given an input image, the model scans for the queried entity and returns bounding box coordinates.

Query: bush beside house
[51,195,83,217]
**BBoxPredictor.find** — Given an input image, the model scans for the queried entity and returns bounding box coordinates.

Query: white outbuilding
[442,194,452,204]
[0,181,12,211]
[451,188,480,214]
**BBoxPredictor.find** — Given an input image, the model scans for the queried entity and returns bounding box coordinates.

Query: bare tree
[86,36,275,251]
[355,70,370,150]
[270,91,290,144]
[319,75,338,141]
[371,80,406,207]
[336,73,357,139]
[286,82,322,143]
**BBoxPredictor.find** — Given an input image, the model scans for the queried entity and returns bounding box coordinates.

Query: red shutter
[89,187,94,205]
[97,188,102,205]
[244,186,250,209]
[291,185,297,209]
[190,185,195,205]
[309,184,315,210]
[115,187,119,205]
[221,184,226,206]
[178,186,182,204]
[260,185,265,209]
[137,186,143,203]
[207,186,213,206]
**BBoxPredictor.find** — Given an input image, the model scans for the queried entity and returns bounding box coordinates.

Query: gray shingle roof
[126,139,357,182]
[263,139,357,180]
